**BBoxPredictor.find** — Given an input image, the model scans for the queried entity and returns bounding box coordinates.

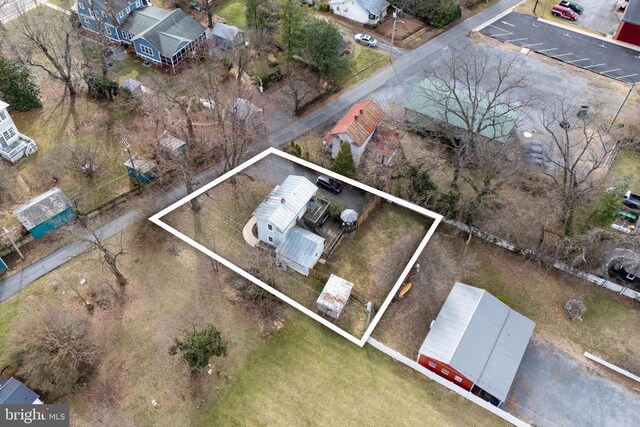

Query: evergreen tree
[279,0,306,60]
[300,18,353,84]
[169,324,228,372]
[332,142,356,177]
[0,55,41,112]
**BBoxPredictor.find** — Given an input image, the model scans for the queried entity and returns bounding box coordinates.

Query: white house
[253,175,325,276]
[328,0,389,25]
[0,101,38,164]
[323,100,385,164]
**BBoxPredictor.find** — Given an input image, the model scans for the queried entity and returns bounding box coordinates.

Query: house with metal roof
[615,0,640,46]
[75,0,207,70]
[323,100,385,164]
[253,175,325,276]
[13,188,75,239]
[417,282,535,406]
[0,377,42,404]
[276,226,325,276]
[328,0,389,25]
[405,79,518,144]
[0,101,38,164]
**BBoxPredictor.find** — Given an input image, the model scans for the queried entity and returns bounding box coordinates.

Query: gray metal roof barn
[418,282,535,405]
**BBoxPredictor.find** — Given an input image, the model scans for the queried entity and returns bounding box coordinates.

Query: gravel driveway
[507,339,640,426]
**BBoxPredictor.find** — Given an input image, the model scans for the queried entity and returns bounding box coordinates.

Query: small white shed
[317,274,354,319]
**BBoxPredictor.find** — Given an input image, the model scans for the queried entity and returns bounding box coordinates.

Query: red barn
[417,283,535,406]
[615,0,640,47]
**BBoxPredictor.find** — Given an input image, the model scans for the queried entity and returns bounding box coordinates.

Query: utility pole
[3,227,24,259]
[610,83,634,130]
[121,137,140,186]
[389,8,404,61]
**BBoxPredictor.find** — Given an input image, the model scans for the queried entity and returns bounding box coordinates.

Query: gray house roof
[0,377,40,404]
[623,0,640,26]
[158,133,186,152]
[212,23,243,41]
[276,226,324,269]
[254,176,318,231]
[119,6,168,36]
[13,188,72,230]
[405,79,517,143]
[419,282,535,403]
[357,0,390,16]
[133,8,206,57]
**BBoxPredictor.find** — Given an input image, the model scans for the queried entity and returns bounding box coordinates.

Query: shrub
[169,325,228,372]
[0,55,41,112]
[426,0,461,29]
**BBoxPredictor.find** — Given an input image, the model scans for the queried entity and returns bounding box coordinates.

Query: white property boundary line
[367,337,530,426]
[149,147,443,347]
[584,352,640,384]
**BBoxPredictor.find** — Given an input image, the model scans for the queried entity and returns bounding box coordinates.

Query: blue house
[13,188,76,239]
[75,0,207,70]
[0,257,7,274]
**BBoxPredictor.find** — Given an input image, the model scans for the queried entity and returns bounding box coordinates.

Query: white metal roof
[254,175,317,231]
[13,188,72,230]
[317,274,353,315]
[0,101,9,110]
[275,226,324,269]
[419,282,535,402]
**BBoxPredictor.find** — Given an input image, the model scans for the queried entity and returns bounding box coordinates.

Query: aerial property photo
[151,149,441,343]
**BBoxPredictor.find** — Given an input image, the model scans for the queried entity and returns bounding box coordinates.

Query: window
[0,110,6,121]
[3,127,16,141]
[78,2,85,9]
[102,11,107,18]
[118,11,124,19]
[369,13,377,20]
[135,0,142,7]
[336,6,339,11]
[121,31,131,40]
[125,6,131,14]
[139,44,154,57]
[84,17,90,24]
[428,361,436,369]
[89,10,95,18]
[268,236,273,243]
[441,368,449,376]
[267,224,273,231]
[105,26,112,35]
[454,376,463,383]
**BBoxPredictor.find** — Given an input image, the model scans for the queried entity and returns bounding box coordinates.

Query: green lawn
[216,0,247,29]
[606,148,640,192]
[345,44,389,88]
[206,311,504,426]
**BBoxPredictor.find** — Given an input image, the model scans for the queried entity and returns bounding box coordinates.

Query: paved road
[481,12,640,84]
[0,0,525,301]
[244,154,370,212]
[507,340,640,426]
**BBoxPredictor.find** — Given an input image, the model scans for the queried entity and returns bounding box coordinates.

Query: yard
[215,0,247,29]
[374,224,640,377]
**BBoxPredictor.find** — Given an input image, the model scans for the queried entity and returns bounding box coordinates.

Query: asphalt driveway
[576,0,623,35]
[507,339,640,426]
[480,12,640,83]
[244,154,370,213]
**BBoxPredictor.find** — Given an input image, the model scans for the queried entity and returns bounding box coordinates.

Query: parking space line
[537,47,558,53]
[522,42,543,48]
[566,58,589,63]
[501,21,515,27]
[583,63,606,69]
[506,37,528,42]
[553,53,574,58]
[601,68,621,74]
[618,73,638,79]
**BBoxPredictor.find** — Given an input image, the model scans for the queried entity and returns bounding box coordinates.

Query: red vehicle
[552,5,579,21]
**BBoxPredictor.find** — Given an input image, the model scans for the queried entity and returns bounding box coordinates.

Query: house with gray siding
[253,175,325,276]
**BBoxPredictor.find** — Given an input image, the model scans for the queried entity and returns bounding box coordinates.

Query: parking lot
[480,12,640,83]
[573,0,623,35]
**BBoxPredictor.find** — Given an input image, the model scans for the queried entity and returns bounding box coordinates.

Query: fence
[442,218,640,301]
[356,196,384,227]
[366,337,530,427]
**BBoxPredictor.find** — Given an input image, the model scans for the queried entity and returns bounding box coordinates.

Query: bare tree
[9,302,99,397]
[6,4,79,96]
[280,63,313,115]
[72,224,129,288]
[540,97,614,235]
[412,48,531,189]
[56,139,113,179]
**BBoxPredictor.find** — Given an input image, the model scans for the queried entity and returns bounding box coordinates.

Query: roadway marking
[522,42,543,47]
[566,58,590,63]
[505,37,528,42]
[601,68,621,74]
[501,21,515,27]
[488,24,513,37]
[584,63,606,69]
[553,52,574,58]
[538,47,558,53]
[618,73,638,79]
